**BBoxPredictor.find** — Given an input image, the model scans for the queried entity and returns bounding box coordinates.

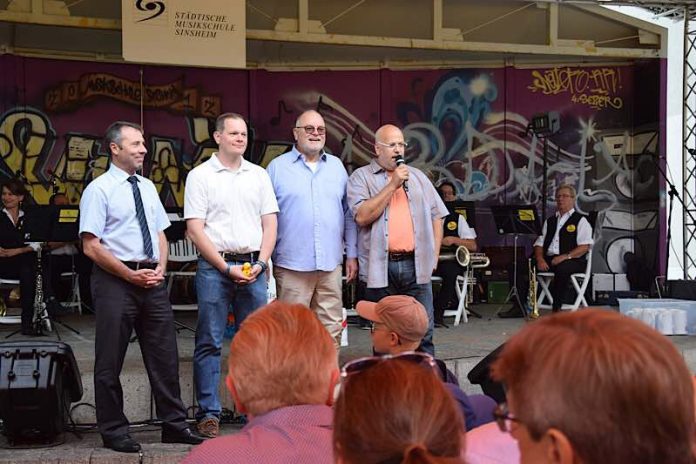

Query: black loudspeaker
[467,343,506,404]
[0,341,83,444]
[667,280,696,301]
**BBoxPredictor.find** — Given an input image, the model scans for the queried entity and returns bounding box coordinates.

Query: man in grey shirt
[347,124,448,355]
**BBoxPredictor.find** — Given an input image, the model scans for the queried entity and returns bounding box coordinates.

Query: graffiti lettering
[0,108,56,203]
[150,137,185,206]
[528,67,624,110]
[571,93,623,110]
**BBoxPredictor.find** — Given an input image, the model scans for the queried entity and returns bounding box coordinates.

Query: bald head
[373,124,406,171]
[375,124,402,144]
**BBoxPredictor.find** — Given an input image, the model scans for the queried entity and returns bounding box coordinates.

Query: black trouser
[434,260,462,320]
[91,265,187,439]
[544,255,587,310]
[0,252,37,330]
[509,255,586,310]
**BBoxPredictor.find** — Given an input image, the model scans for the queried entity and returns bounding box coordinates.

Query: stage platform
[1,303,696,463]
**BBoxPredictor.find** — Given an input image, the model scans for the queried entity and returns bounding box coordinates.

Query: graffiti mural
[0,55,662,275]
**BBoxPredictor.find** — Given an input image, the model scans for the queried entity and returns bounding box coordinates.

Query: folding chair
[537,249,593,311]
[166,238,199,311]
[445,273,469,325]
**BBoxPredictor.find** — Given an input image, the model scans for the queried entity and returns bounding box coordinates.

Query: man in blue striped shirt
[267,110,358,347]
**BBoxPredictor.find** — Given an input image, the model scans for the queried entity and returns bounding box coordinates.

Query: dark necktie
[127,176,154,260]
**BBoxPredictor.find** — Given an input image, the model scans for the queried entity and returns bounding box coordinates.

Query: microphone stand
[652,156,696,280]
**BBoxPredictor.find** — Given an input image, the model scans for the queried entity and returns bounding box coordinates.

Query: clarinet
[31,245,52,333]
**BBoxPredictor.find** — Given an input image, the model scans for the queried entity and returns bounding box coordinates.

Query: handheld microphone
[395,155,408,192]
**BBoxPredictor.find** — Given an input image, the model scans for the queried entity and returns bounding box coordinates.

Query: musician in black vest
[434,181,477,327]
[533,184,593,312]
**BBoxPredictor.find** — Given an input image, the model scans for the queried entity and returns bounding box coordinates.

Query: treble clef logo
[135,0,166,22]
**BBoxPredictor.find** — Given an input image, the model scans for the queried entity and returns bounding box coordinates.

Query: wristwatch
[254,260,268,273]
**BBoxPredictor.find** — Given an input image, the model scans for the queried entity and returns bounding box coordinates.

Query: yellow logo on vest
[566,224,577,233]
[447,221,457,231]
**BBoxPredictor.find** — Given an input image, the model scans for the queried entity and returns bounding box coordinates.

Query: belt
[220,251,257,262]
[388,251,415,261]
[122,261,158,270]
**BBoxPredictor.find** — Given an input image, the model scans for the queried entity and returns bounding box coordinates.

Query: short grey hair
[104,121,143,151]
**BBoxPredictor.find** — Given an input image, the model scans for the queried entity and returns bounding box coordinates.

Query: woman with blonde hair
[334,353,465,464]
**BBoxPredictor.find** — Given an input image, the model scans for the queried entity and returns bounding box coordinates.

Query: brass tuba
[528,258,539,319]
[455,246,490,268]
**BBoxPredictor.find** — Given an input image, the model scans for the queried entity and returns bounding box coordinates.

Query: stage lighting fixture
[531,111,560,136]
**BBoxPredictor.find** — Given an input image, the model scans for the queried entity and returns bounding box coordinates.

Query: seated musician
[499,183,592,318]
[434,181,477,327]
[0,178,39,334]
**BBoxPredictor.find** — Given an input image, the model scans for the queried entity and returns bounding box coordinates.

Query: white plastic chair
[59,271,82,314]
[537,249,593,311]
[166,238,199,311]
[445,273,469,325]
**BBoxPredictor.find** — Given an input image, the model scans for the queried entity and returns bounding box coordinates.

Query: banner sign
[44,73,221,117]
[122,0,246,68]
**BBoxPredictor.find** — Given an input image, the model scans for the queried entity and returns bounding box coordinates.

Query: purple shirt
[181,404,334,464]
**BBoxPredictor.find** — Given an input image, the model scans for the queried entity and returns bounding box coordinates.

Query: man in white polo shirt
[184,112,279,438]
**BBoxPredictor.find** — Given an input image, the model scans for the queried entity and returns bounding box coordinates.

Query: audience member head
[1,178,28,210]
[374,124,406,171]
[438,181,457,202]
[334,356,465,464]
[226,301,339,417]
[356,295,428,354]
[491,309,696,464]
[293,110,326,157]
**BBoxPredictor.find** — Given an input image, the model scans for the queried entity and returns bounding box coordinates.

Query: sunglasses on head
[340,351,436,380]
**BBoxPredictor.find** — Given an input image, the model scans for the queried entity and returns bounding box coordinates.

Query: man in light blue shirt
[80,121,203,453]
[267,110,358,346]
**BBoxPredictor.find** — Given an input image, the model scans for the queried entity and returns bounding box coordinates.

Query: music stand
[490,205,541,320]
[7,206,81,339]
[445,200,476,229]
[162,216,196,335]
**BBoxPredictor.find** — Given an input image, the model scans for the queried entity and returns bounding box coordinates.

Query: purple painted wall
[0,55,662,275]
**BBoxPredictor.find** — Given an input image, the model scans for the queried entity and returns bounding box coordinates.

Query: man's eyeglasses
[341,351,436,379]
[376,141,408,150]
[493,402,524,433]
[295,125,326,135]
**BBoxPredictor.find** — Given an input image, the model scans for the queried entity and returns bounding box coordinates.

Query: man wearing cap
[347,124,448,355]
[355,295,496,430]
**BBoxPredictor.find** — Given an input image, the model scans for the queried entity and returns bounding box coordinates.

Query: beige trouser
[273,265,343,347]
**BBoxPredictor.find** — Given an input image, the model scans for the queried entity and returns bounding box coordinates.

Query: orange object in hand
[242,262,252,277]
